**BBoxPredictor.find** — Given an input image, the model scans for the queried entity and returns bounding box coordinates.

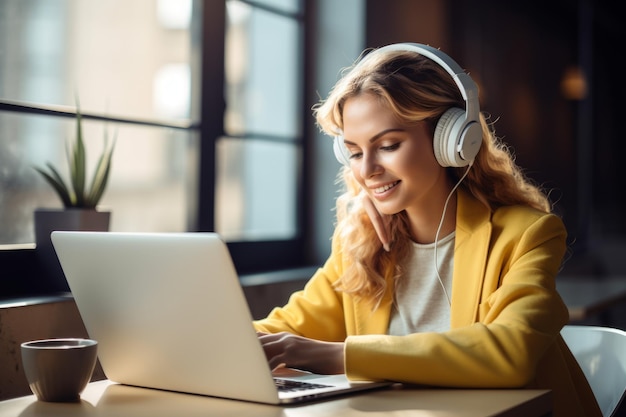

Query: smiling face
[342,93,452,222]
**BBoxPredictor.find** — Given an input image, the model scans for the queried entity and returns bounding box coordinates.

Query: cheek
[349,165,367,187]
[399,148,442,181]
[391,150,427,174]
[409,142,440,170]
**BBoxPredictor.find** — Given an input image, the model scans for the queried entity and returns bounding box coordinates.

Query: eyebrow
[343,128,405,146]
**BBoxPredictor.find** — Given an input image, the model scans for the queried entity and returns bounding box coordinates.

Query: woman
[254,43,601,417]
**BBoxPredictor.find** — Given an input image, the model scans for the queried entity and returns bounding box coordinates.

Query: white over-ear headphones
[333,42,482,168]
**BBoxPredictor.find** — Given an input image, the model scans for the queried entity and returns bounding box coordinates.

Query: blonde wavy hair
[312,46,553,307]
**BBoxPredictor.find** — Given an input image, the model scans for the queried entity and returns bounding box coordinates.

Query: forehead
[342,94,400,137]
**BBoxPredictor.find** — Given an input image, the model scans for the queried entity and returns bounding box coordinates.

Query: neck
[407,182,457,244]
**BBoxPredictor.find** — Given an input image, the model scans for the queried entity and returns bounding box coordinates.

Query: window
[0,0,197,244]
[0,0,309,297]
[218,0,303,241]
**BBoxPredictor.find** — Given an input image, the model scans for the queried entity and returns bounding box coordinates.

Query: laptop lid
[51,231,390,404]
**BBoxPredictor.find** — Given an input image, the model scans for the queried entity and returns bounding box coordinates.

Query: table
[0,380,552,417]
[557,275,626,322]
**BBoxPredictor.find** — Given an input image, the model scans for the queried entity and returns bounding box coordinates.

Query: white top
[388,232,455,335]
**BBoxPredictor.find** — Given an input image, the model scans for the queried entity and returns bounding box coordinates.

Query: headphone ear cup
[434,107,466,167]
[333,135,351,166]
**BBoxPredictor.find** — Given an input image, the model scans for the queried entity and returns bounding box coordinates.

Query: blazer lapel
[450,189,492,328]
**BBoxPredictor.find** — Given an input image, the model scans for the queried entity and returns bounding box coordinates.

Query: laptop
[50,231,392,404]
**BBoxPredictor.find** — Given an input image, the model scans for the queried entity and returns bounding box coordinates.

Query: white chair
[561,325,626,417]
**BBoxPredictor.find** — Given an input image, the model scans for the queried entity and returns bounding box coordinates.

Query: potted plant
[33,104,116,292]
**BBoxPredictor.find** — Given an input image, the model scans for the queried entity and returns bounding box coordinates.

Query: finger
[269,356,288,371]
[258,332,290,361]
[362,194,391,251]
[272,362,287,372]
[257,331,288,344]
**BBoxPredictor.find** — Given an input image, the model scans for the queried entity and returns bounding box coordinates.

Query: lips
[372,180,400,195]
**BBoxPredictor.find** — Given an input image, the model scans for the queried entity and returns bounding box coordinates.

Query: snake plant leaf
[33,164,73,207]
[86,141,115,207]
[34,98,115,209]
[69,110,87,207]
[44,161,77,205]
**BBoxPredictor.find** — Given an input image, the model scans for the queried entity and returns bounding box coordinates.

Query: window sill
[239,266,317,287]
[0,293,73,309]
[0,266,317,309]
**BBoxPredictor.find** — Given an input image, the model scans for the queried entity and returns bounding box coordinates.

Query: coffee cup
[21,338,98,402]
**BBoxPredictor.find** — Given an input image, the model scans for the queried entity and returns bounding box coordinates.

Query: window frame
[199,0,310,274]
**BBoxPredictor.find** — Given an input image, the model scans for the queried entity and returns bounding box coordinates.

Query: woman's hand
[361,191,391,251]
[257,332,345,375]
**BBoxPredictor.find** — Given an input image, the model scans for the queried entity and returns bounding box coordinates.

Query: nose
[359,151,382,179]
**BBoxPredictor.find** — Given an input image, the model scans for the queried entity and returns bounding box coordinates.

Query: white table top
[0,380,552,417]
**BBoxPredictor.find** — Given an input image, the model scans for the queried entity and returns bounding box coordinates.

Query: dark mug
[21,338,98,402]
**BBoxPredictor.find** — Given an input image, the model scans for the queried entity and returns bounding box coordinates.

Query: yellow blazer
[254,189,601,417]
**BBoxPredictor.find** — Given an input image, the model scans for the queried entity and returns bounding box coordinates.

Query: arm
[253,248,350,374]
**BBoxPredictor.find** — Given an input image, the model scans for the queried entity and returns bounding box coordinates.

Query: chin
[377,206,404,216]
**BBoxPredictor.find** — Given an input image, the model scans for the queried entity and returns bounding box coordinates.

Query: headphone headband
[333,42,482,168]
[375,43,480,124]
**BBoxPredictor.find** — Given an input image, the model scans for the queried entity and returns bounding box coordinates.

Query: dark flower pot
[34,208,111,293]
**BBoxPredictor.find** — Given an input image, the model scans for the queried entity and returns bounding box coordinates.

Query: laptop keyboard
[274,378,332,393]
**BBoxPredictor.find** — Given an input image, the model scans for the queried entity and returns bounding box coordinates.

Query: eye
[380,142,400,152]
[344,145,362,160]
[348,151,363,160]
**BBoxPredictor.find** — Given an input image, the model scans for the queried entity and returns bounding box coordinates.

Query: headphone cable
[433,162,473,306]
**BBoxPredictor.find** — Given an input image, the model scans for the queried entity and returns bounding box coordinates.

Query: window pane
[0,111,195,244]
[0,0,199,246]
[225,0,301,137]
[0,0,194,121]
[216,137,297,240]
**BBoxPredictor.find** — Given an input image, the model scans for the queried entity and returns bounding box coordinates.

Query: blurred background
[1,0,624,314]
